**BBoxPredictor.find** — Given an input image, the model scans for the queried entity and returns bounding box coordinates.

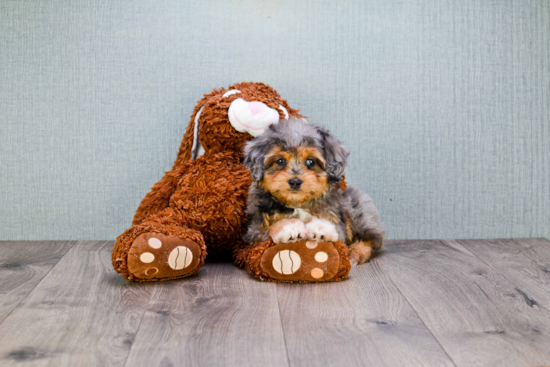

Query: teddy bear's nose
[249,101,267,115]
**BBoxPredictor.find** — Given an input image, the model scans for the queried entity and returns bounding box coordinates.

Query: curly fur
[243,119,385,264]
[112,82,304,281]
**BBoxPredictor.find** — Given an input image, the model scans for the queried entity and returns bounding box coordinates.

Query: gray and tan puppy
[243,118,384,265]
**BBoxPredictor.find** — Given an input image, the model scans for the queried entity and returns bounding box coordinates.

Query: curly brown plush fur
[112,82,304,282]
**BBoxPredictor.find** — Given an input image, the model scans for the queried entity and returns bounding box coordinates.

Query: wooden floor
[1,239,550,367]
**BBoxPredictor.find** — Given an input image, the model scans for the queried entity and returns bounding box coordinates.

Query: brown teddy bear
[112,82,353,282]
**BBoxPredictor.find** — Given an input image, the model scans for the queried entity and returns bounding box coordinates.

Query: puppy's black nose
[288,178,302,189]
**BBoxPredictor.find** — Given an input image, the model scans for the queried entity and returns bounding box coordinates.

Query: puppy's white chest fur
[293,208,313,222]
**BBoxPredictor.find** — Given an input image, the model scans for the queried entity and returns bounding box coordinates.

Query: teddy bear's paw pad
[271,250,302,275]
[127,233,202,281]
[260,240,341,282]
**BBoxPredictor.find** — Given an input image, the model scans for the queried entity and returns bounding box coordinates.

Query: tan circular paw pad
[311,268,324,279]
[167,246,193,270]
[306,241,318,249]
[128,233,202,280]
[148,237,162,249]
[140,252,155,263]
[314,252,328,262]
[272,250,301,274]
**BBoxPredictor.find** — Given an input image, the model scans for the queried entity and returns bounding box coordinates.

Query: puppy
[243,118,384,266]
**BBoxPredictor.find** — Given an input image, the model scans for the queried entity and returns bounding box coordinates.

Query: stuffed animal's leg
[345,186,385,265]
[113,208,207,282]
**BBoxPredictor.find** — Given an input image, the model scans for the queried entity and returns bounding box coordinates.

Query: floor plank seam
[275,285,292,367]
[449,239,550,314]
[375,257,459,367]
[0,241,77,328]
[121,301,150,367]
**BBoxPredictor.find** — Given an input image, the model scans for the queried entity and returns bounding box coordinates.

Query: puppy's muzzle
[288,178,303,190]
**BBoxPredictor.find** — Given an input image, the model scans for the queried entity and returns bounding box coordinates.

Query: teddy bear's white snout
[228,98,288,137]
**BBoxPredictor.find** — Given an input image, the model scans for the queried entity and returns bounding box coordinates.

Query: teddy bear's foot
[246,239,351,283]
[126,232,203,281]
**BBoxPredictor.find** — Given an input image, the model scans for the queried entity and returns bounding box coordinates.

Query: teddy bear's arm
[132,163,188,226]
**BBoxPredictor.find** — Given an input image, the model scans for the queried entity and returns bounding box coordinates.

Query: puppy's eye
[305,158,316,169]
[276,158,287,166]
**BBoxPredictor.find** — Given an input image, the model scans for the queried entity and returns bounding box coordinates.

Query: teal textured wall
[1,0,549,240]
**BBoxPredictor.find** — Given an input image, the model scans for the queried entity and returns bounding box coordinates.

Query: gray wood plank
[277,260,455,367]
[125,263,289,367]
[458,238,550,309]
[73,240,116,252]
[0,241,153,367]
[0,241,75,324]
[379,240,550,367]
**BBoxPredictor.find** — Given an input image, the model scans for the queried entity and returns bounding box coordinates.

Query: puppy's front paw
[269,219,307,244]
[306,218,339,242]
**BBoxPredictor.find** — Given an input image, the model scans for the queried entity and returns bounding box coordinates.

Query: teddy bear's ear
[243,136,270,182]
[172,98,208,168]
[190,105,205,160]
[316,126,349,185]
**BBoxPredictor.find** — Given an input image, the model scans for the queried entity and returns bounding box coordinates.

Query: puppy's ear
[243,136,269,182]
[317,126,349,185]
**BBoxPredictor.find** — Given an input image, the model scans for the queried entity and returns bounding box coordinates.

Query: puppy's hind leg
[349,241,375,266]
[345,186,385,265]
